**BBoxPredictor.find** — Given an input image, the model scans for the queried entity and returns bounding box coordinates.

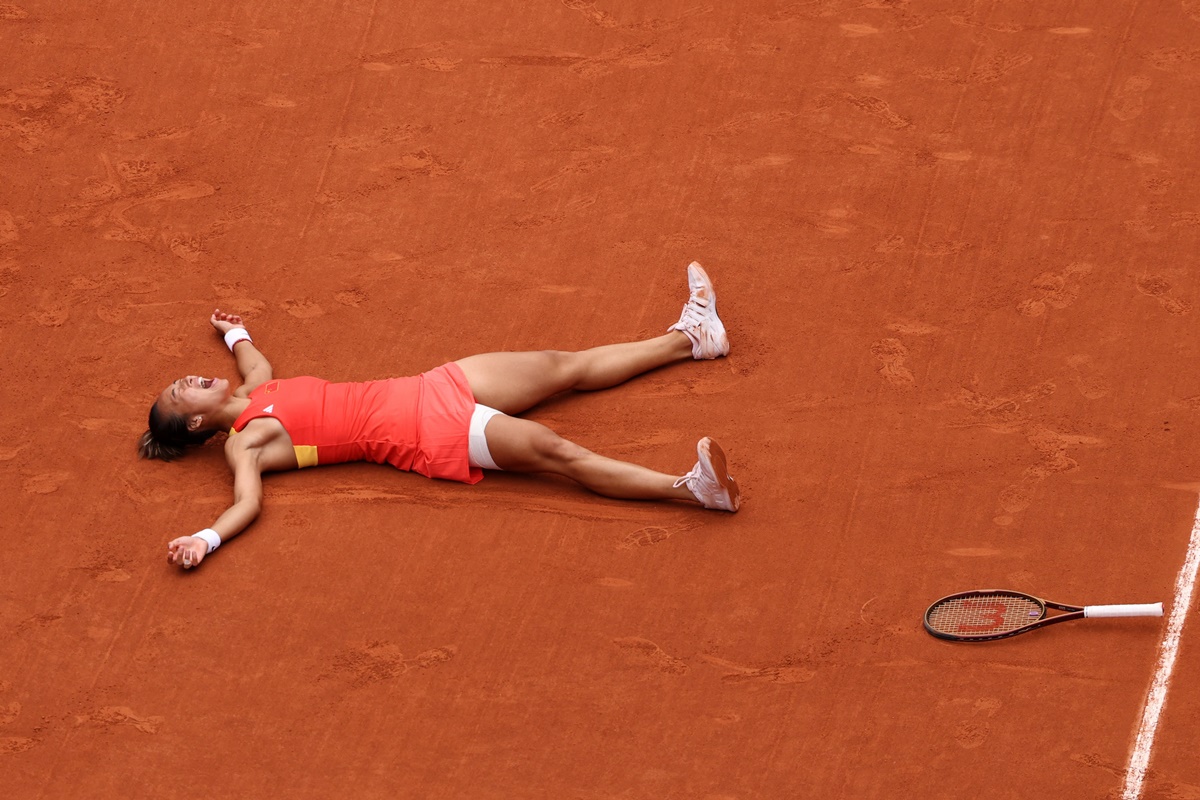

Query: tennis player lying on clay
[140,263,742,570]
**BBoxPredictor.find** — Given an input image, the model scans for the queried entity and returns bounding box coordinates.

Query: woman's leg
[480,415,741,510]
[457,262,728,414]
[455,332,693,416]
[482,413,698,502]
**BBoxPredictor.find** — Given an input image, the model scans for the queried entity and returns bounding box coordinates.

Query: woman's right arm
[166,438,264,570]
[210,309,273,395]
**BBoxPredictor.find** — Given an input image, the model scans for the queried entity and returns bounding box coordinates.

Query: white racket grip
[1084,603,1163,618]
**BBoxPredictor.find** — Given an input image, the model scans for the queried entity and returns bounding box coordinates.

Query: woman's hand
[209,309,246,335]
[167,536,208,570]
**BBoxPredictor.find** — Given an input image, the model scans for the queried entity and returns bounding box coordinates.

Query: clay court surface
[4,0,1200,797]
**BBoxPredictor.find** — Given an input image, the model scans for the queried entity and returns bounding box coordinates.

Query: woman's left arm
[166,438,265,570]
[210,309,273,396]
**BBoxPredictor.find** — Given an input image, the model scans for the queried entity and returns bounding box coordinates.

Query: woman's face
[157,375,231,426]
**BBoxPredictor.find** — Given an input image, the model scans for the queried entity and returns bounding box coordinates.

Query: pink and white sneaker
[667,261,729,359]
[674,437,741,512]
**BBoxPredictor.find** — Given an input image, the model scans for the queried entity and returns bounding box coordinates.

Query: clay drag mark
[1017,262,1093,317]
[0,683,37,756]
[916,51,1034,86]
[843,94,912,129]
[0,735,38,755]
[479,44,674,78]
[85,706,163,735]
[1065,354,1112,400]
[561,0,619,28]
[701,654,815,685]
[321,642,457,688]
[612,637,688,675]
[1135,274,1192,316]
[1110,76,1153,121]
[871,338,916,389]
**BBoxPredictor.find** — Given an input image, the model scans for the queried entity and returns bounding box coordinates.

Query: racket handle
[1084,603,1164,618]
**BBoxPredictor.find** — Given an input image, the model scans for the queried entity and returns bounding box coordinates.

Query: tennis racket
[924,590,1163,642]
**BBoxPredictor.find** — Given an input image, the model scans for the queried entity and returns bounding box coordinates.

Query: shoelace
[676,294,713,329]
[672,465,699,490]
[673,462,715,493]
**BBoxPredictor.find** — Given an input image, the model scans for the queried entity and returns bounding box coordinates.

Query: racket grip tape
[1083,603,1163,618]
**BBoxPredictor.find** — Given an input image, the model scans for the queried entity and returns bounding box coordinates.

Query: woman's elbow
[238,497,263,519]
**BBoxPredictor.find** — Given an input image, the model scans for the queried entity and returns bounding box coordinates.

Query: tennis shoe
[675,437,741,512]
[667,261,729,359]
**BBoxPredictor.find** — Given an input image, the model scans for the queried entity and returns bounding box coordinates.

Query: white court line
[1122,496,1200,800]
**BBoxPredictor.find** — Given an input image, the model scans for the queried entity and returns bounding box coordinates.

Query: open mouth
[200,378,214,389]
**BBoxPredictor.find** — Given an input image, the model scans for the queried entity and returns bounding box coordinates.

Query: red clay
[3,1,1199,798]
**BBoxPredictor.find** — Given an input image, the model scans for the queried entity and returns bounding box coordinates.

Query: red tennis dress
[230,362,482,484]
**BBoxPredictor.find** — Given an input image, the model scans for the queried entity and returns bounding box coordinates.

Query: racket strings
[926,594,1043,636]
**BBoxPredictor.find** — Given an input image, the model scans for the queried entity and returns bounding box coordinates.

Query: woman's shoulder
[228,415,286,444]
[225,416,296,469]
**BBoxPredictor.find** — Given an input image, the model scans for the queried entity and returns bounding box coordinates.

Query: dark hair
[138,401,218,461]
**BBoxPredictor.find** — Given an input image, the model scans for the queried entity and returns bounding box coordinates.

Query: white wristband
[224,328,252,352]
[194,528,221,554]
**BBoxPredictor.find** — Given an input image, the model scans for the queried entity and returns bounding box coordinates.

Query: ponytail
[138,402,217,461]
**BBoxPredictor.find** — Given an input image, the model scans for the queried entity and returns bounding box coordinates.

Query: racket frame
[924,589,1085,642]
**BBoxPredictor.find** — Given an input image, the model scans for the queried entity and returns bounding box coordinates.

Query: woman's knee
[487,416,584,473]
[530,426,589,471]
[539,349,579,384]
